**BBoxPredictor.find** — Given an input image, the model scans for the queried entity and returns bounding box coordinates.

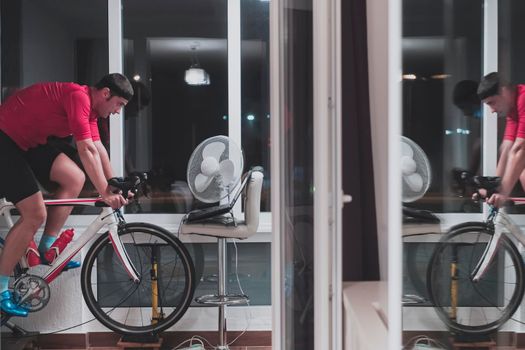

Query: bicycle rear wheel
[81,223,195,335]
[427,222,525,335]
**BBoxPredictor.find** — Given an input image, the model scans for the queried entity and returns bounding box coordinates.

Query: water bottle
[25,240,41,267]
[44,229,74,264]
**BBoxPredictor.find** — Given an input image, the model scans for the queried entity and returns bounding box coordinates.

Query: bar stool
[179,170,264,350]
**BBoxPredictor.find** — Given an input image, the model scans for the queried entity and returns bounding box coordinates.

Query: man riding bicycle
[478,72,525,207]
[0,73,133,316]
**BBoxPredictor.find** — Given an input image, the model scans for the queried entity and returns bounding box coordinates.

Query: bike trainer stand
[2,319,40,350]
[451,333,496,349]
[117,334,163,349]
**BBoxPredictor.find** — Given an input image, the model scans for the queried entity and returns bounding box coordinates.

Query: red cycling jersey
[0,82,100,151]
[503,84,525,142]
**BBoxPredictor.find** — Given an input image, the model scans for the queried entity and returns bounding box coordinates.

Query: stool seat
[180,217,254,239]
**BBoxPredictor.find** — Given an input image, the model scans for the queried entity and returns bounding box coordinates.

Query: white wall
[366,0,389,280]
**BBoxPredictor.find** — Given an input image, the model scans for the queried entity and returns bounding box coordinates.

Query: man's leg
[40,153,85,238]
[0,192,46,275]
[37,154,85,267]
[0,192,45,316]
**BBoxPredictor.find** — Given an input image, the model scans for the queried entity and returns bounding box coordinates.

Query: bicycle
[0,174,196,336]
[426,174,525,335]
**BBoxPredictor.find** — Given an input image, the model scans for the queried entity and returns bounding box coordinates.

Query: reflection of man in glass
[453,80,482,175]
[478,72,525,207]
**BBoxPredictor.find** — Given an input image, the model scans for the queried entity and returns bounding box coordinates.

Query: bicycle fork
[107,210,140,283]
[471,220,505,282]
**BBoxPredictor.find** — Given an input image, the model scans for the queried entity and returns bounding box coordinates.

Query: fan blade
[218,159,235,186]
[401,156,417,175]
[201,156,220,176]
[203,141,226,161]
[405,173,424,192]
[195,173,214,193]
[401,141,414,158]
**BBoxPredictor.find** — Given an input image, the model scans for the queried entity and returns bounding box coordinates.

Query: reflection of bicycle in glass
[427,174,525,335]
[0,175,195,336]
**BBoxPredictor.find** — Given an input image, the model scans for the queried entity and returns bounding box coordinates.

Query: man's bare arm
[496,139,513,177]
[499,137,525,196]
[93,140,114,180]
[76,139,126,208]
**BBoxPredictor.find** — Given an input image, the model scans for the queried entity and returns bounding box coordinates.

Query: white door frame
[312,0,342,349]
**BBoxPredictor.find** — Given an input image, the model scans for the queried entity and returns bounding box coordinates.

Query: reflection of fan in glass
[401,136,437,307]
[186,135,244,203]
[401,136,431,203]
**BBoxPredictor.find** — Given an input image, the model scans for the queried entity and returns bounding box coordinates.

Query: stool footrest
[195,294,249,306]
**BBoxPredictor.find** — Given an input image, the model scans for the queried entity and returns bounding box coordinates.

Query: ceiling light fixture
[185,43,210,86]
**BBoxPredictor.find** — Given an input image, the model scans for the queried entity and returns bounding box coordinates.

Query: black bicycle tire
[80,222,195,335]
[427,222,525,335]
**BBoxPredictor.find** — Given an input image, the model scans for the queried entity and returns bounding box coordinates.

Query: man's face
[483,88,513,117]
[97,89,129,118]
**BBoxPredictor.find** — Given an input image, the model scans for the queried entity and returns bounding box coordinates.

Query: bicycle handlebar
[458,172,519,207]
[107,172,148,200]
[459,172,500,196]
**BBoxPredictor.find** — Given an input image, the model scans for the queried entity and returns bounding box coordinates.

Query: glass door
[271,0,342,349]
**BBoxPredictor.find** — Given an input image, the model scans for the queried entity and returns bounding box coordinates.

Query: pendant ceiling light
[185,43,210,86]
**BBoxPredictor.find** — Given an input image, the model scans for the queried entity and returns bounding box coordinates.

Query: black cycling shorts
[0,131,78,204]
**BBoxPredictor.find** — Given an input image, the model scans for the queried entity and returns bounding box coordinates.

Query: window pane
[402,0,483,213]
[122,0,228,213]
[96,242,271,307]
[241,0,270,212]
[189,242,271,306]
[1,0,108,95]
[280,2,314,349]
[1,0,108,213]
[498,0,525,214]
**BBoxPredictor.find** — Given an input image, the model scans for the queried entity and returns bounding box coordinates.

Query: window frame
[68,0,271,230]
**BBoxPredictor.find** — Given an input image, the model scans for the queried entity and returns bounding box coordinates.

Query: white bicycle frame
[0,197,140,284]
[472,202,525,282]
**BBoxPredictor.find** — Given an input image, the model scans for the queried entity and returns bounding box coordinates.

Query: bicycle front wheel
[81,223,195,335]
[427,222,525,335]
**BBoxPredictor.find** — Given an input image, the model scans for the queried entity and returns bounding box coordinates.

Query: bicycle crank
[13,275,50,312]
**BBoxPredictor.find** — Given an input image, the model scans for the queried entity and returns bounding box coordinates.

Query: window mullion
[108,0,124,177]
[228,0,242,214]
[482,0,498,180]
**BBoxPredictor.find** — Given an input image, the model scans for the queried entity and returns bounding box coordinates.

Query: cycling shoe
[0,291,28,317]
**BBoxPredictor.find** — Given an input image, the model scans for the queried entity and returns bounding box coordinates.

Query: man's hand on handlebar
[102,173,147,209]
[473,188,487,201]
[487,193,511,208]
[471,187,513,208]
[101,188,128,209]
